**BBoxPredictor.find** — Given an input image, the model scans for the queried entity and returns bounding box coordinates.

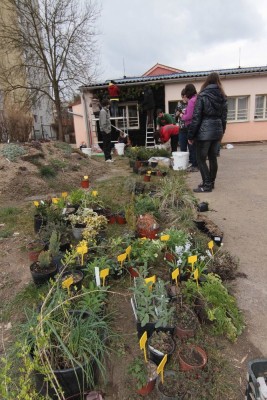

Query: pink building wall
[165,74,267,143]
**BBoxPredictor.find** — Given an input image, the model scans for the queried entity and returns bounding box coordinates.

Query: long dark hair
[200,72,226,97]
[184,84,197,99]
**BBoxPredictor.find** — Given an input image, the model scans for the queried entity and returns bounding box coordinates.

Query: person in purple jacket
[180,84,198,171]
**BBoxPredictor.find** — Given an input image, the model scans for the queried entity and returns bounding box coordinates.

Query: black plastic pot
[30,263,58,286]
[34,214,47,233]
[136,321,155,339]
[61,270,84,292]
[148,330,175,366]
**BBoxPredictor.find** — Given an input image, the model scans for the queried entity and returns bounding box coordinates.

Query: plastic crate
[246,359,267,399]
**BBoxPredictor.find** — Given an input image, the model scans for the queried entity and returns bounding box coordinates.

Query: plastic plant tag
[33,201,39,207]
[208,240,214,255]
[157,354,167,384]
[130,297,138,321]
[139,331,148,362]
[52,197,59,204]
[188,255,197,268]
[172,268,180,286]
[160,234,170,241]
[100,268,109,286]
[76,242,88,265]
[61,192,68,198]
[84,176,89,180]
[92,190,98,197]
[95,267,100,287]
[117,253,126,267]
[144,275,156,290]
[125,245,132,259]
[62,276,73,289]
[194,268,199,287]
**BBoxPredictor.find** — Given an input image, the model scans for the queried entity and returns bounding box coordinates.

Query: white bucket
[81,148,92,156]
[115,143,125,155]
[172,151,189,170]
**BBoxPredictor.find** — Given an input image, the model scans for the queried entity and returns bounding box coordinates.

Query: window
[227,96,248,121]
[254,95,267,119]
[117,102,139,130]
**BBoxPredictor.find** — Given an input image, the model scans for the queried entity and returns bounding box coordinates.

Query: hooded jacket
[188,84,227,141]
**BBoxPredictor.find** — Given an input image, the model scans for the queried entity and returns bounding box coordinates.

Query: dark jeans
[179,128,188,152]
[171,134,179,152]
[110,100,119,117]
[196,140,219,186]
[188,142,198,167]
[101,132,112,160]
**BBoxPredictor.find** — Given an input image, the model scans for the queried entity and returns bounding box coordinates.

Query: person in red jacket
[154,124,179,152]
[107,80,120,117]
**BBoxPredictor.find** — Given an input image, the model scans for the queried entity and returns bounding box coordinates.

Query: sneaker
[105,159,114,163]
[187,166,199,172]
[198,182,215,189]
[193,186,212,193]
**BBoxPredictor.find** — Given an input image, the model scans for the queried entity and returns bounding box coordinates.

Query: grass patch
[39,165,57,178]
[53,141,73,155]
[0,204,33,236]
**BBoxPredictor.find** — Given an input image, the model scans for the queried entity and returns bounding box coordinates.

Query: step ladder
[145,118,155,148]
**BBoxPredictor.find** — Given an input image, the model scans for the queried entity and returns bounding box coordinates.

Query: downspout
[82,91,92,147]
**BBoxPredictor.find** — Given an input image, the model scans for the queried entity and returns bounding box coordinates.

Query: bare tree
[0,0,101,140]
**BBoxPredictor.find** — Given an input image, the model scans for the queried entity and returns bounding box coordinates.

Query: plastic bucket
[81,148,92,156]
[114,143,125,155]
[172,151,189,170]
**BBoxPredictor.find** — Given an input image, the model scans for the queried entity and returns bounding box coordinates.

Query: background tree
[0,0,101,141]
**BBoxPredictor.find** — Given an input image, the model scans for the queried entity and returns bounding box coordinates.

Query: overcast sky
[96,0,267,82]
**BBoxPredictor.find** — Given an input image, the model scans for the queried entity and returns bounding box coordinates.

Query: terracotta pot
[116,214,126,224]
[137,377,156,396]
[128,266,139,278]
[107,214,116,224]
[26,240,45,262]
[177,344,207,371]
[81,179,89,189]
[137,227,159,239]
[164,252,176,263]
[144,175,151,182]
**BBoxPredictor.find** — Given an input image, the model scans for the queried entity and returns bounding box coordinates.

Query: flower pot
[136,361,158,396]
[137,377,156,396]
[137,227,160,240]
[156,370,186,400]
[30,262,58,285]
[34,214,47,233]
[177,344,207,371]
[72,225,86,240]
[26,240,46,262]
[128,266,139,278]
[61,270,84,292]
[174,306,198,340]
[136,321,155,339]
[148,330,175,366]
[116,214,127,224]
[144,175,151,182]
[164,252,176,263]
[107,214,116,224]
[81,179,89,189]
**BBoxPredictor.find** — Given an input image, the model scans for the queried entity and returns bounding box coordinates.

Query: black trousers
[196,140,219,186]
[170,134,179,152]
[101,132,112,160]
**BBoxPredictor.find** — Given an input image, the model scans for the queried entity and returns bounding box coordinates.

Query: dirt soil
[0,142,265,399]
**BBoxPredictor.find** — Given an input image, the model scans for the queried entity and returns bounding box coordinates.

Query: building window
[117,102,139,130]
[254,95,267,119]
[227,96,248,121]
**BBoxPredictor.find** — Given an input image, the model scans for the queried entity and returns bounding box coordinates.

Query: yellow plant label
[117,253,126,267]
[188,255,197,267]
[62,277,73,289]
[160,235,170,241]
[100,268,110,286]
[140,237,147,241]
[52,197,59,204]
[145,276,156,290]
[139,331,148,362]
[61,192,68,198]
[125,245,132,259]
[92,190,98,197]
[194,268,199,280]
[33,201,39,207]
[172,268,180,286]
[84,176,89,180]
[208,240,214,255]
[157,354,167,383]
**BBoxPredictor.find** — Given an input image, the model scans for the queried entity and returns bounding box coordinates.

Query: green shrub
[53,141,72,155]
[50,158,67,170]
[39,165,57,178]
[1,144,26,161]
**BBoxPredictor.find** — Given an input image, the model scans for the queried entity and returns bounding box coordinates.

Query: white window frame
[227,96,249,122]
[254,95,267,120]
[117,101,139,130]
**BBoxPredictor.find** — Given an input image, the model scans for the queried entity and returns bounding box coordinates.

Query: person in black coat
[142,85,155,125]
[188,72,227,192]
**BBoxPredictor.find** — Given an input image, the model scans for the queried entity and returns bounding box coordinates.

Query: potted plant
[160,228,190,262]
[136,213,160,239]
[26,238,46,262]
[23,284,115,399]
[148,330,175,366]
[173,302,199,340]
[30,250,57,285]
[33,200,49,233]
[128,356,158,396]
[156,370,187,400]
[177,343,208,371]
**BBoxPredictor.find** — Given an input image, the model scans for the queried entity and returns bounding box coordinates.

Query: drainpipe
[82,91,92,147]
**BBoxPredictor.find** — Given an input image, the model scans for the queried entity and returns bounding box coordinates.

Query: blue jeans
[110,101,119,117]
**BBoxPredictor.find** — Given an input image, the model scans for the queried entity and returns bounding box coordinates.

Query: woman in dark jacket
[188,72,227,192]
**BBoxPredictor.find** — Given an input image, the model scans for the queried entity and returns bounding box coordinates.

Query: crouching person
[154,125,179,152]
